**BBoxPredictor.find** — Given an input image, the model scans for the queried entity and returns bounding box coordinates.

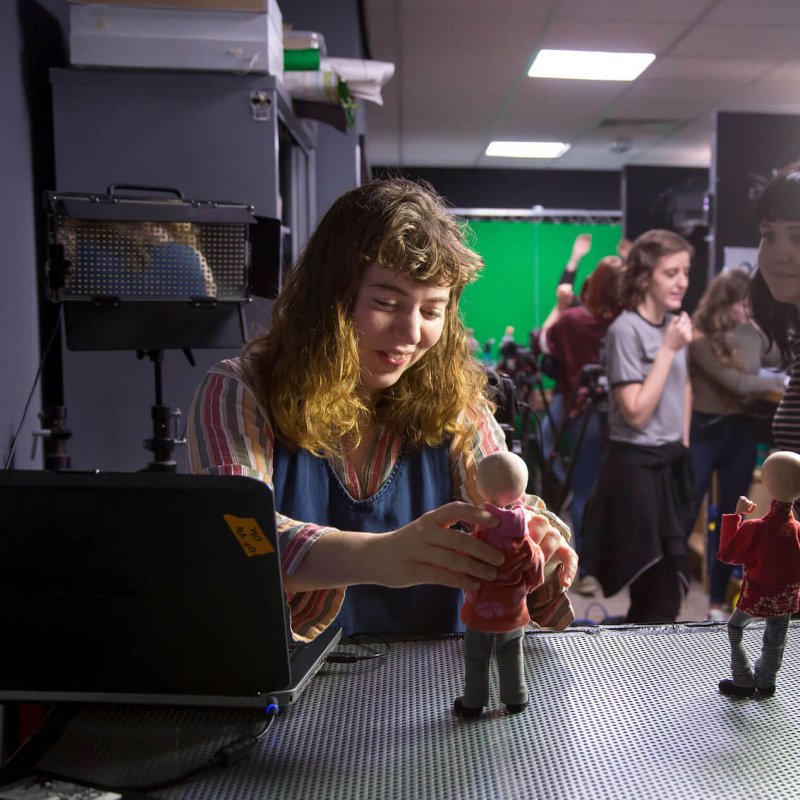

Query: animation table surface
[39,623,800,799]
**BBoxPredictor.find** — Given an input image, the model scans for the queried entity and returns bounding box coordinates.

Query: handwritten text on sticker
[224,515,275,557]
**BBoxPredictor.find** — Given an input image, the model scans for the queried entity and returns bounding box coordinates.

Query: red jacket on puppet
[719,449,800,618]
[719,500,800,617]
[461,501,545,633]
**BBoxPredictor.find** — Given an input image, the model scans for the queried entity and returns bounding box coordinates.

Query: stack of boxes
[68,0,284,79]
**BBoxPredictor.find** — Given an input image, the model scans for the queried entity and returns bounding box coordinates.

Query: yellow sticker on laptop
[224,515,275,557]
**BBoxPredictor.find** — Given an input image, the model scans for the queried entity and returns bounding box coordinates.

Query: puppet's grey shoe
[453,697,483,719]
[756,685,776,697]
[718,679,754,697]
[505,701,529,714]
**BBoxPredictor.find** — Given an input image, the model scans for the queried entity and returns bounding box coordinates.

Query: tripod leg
[534,377,554,429]
[539,395,571,510]
[557,406,594,513]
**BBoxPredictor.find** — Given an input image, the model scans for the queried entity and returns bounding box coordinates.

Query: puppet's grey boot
[453,697,483,719]
[718,679,755,697]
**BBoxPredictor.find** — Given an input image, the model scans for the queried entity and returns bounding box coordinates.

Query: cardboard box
[71,0,275,11]
[70,2,283,77]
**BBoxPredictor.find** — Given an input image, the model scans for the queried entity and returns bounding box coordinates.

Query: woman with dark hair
[545,257,622,569]
[581,229,694,623]
[188,178,577,641]
[686,270,785,621]
[750,164,800,459]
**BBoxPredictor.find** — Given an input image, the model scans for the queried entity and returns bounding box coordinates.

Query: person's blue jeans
[687,413,758,605]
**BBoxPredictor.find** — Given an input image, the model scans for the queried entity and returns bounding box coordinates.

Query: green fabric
[284,49,321,71]
[460,220,622,365]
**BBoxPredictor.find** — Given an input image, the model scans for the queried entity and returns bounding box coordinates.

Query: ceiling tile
[672,24,800,59]
[555,0,716,23]
[538,19,688,53]
[644,55,779,82]
[704,0,800,26]
[363,0,800,170]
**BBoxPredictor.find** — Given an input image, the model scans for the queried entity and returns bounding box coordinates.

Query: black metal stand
[550,393,608,515]
[140,349,186,473]
[31,405,72,472]
[540,366,609,514]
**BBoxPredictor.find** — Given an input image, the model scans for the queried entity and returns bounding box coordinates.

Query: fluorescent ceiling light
[529,49,655,81]
[485,141,571,159]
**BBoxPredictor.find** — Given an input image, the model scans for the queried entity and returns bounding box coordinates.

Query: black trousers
[627,555,683,624]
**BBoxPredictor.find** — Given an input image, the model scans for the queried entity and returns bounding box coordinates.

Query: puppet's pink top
[460,502,545,633]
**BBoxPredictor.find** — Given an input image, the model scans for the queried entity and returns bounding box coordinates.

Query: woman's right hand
[373,502,505,591]
[663,311,692,352]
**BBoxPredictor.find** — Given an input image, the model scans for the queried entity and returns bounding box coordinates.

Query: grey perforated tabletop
[40,622,800,798]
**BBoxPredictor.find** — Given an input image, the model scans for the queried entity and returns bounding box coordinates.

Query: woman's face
[758,219,800,307]
[643,250,691,315]
[351,262,450,394]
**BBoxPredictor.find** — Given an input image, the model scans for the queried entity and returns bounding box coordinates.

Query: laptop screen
[0,470,291,706]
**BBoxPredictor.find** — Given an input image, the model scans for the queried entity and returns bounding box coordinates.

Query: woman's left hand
[527,513,579,588]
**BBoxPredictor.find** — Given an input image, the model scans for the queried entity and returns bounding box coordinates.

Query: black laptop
[0,470,340,710]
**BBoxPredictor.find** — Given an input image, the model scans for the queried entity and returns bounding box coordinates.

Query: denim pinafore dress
[272,438,464,636]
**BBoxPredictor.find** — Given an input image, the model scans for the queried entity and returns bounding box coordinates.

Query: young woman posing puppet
[189,178,577,641]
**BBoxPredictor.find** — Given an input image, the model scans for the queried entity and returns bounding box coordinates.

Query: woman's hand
[373,502,505,591]
[556,283,575,310]
[285,502,575,594]
[663,311,692,352]
[527,513,578,588]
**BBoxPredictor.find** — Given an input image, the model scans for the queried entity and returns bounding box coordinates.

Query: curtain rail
[451,207,622,223]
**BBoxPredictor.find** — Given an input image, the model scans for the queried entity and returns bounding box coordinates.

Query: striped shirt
[774,334,800,454]
[188,358,571,640]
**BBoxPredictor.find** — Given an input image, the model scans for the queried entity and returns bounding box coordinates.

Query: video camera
[570,364,609,418]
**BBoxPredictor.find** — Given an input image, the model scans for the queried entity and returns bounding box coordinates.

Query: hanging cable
[4,306,63,470]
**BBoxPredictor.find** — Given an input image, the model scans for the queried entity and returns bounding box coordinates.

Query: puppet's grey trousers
[728,608,790,689]
[461,626,528,708]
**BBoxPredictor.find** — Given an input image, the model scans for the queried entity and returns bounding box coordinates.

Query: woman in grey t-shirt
[582,229,694,623]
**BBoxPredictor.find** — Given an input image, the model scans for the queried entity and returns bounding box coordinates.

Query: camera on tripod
[539,363,610,514]
[498,341,532,378]
[571,363,608,418]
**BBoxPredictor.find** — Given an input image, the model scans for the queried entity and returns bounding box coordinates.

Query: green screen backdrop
[460,221,622,360]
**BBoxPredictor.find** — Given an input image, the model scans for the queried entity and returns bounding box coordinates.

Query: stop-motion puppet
[717,450,800,697]
[454,451,573,717]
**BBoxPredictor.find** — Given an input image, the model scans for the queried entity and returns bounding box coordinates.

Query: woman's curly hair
[243,178,490,455]
[620,229,694,310]
[692,269,751,365]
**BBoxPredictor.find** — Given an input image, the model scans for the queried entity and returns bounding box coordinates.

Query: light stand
[139,349,190,472]
[31,405,72,472]
[42,186,281,471]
